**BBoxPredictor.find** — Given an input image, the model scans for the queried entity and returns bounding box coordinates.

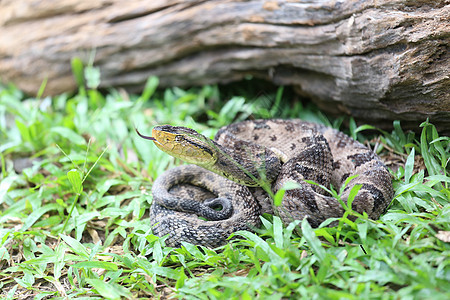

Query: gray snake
[138,119,394,248]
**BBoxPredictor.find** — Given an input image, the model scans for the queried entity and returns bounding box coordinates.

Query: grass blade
[301,218,326,262]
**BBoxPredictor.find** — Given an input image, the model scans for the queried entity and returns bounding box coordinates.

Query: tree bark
[0,0,449,132]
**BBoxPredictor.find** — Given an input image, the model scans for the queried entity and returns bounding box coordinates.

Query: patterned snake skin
[147,119,394,247]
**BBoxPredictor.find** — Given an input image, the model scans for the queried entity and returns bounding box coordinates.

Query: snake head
[136,125,218,167]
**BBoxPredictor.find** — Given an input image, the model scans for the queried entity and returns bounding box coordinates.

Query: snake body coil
[142,119,394,247]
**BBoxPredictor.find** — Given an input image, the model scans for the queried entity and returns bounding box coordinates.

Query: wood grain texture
[0,0,449,131]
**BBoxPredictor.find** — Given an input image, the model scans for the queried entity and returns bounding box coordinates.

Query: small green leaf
[347,184,362,208]
[355,124,376,134]
[175,267,187,289]
[21,203,60,231]
[36,78,48,99]
[349,118,357,140]
[314,227,335,245]
[341,174,359,194]
[357,221,368,243]
[54,243,67,280]
[393,120,406,144]
[273,189,285,207]
[71,57,85,88]
[85,66,101,89]
[270,86,284,116]
[180,242,205,260]
[153,240,163,264]
[301,218,326,262]
[0,175,17,205]
[272,216,284,249]
[234,231,279,262]
[404,148,415,183]
[316,254,331,283]
[73,261,118,271]
[141,76,159,102]
[134,256,182,280]
[21,254,56,265]
[86,278,131,300]
[282,181,302,190]
[67,169,83,195]
[15,119,31,142]
[420,121,441,176]
[59,234,89,259]
[274,181,302,206]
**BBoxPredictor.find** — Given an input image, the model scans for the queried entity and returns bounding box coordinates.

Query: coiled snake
[138,119,393,248]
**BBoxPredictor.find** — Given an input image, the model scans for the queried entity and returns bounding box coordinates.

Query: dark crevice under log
[0,0,449,133]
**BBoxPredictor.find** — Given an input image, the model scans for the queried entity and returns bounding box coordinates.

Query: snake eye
[175,135,183,142]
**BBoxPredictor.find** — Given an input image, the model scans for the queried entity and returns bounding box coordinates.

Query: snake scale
[138,119,394,248]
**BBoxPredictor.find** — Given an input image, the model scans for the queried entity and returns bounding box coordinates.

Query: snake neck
[207,136,282,187]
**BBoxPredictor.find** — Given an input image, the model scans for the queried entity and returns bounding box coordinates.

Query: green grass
[0,70,449,299]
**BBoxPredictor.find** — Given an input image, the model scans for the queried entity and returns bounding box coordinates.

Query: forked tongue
[135,128,156,141]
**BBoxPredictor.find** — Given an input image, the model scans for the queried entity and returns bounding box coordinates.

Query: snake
[137,119,394,248]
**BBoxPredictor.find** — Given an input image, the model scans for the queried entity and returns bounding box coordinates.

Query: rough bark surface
[0,0,449,132]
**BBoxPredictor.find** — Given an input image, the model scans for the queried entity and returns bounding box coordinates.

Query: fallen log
[0,0,449,132]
